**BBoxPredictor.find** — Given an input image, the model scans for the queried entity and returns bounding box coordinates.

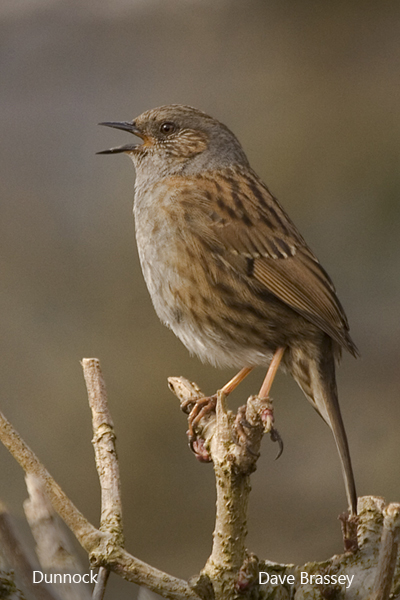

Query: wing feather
[175,166,357,355]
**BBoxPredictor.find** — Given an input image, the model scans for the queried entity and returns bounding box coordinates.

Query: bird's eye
[159,121,176,135]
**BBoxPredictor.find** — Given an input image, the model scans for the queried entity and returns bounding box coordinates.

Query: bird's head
[98,104,249,181]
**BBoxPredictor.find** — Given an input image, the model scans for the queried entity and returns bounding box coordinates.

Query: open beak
[97,121,143,154]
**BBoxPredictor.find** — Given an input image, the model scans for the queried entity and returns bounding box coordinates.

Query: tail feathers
[290,346,358,517]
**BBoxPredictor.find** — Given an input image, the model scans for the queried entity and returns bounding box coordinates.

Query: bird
[98,104,358,517]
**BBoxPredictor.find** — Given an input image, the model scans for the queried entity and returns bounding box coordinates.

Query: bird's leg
[220,366,254,395]
[187,367,253,457]
[258,347,285,399]
[256,347,285,458]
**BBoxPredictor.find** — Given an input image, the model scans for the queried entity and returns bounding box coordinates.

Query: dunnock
[99,104,357,516]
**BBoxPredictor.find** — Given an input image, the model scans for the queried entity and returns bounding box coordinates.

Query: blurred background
[1,0,399,597]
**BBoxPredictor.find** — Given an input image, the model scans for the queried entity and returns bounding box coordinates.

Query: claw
[270,428,284,459]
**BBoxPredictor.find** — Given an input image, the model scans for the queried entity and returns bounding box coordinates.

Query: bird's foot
[257,396,284,459]
[234,406,260,458]
[185,394,217,462]
[235,396,283,459]
[190,437,212,463]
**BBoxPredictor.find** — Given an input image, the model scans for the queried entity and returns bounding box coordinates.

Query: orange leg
[258,347,285,399]
[220,366,254,395]
[255,347,286,459]
[188,367,254,453]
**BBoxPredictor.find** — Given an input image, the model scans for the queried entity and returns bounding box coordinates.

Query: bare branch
[0,501,60,600]
[0,393,200,599]
[91,567,109,600]
[81,359,123,545]
[108,549,200,599]
[24,474,92,600]
[168,377,400,598]
[81,358,123,600]
[370,502,400,600]
[203,390,250,576]
[0,409,101,554]
[168,377,268,594]
[4,363,400,599]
